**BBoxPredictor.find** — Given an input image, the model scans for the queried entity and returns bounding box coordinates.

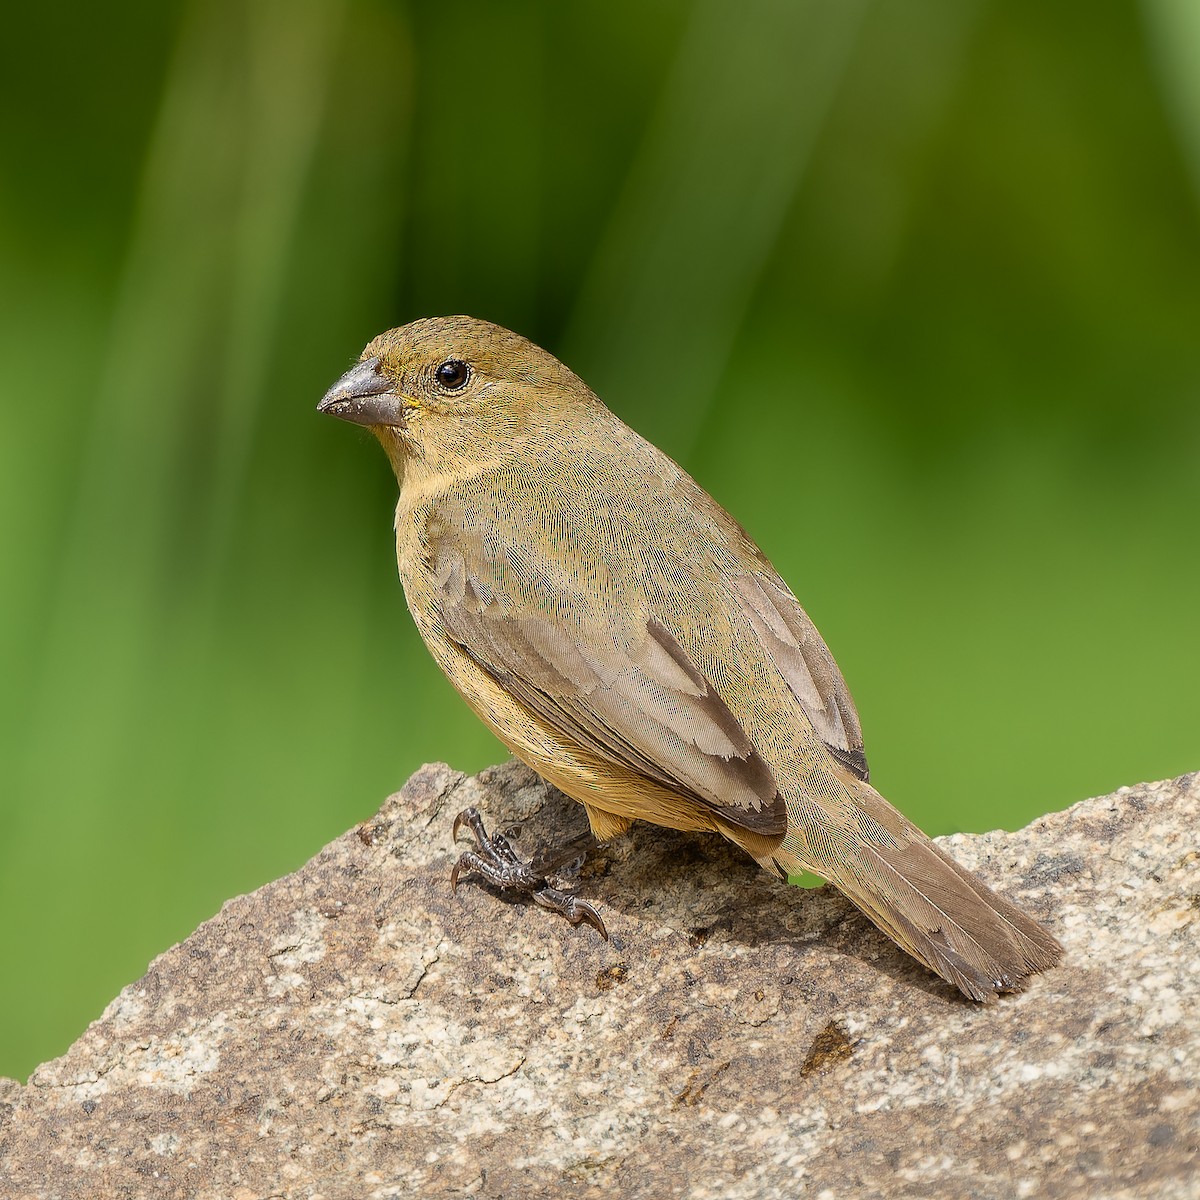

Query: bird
[318,315,1063,1001]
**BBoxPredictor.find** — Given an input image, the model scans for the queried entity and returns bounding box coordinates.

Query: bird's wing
[428,530,785,839]
[732,571,869,781]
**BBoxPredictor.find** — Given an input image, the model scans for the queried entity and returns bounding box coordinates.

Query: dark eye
[434,359,471,391]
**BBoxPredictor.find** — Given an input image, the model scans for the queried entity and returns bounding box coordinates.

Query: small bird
[319,316,1062,1001]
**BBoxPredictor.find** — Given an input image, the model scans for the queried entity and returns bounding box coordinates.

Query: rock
[1,764,1197,1199]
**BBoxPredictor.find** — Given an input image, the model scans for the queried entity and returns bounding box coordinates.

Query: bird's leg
[450,806,607,938]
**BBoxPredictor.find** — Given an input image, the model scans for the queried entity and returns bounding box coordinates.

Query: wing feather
[733,573,869,780]
[433,545,785,838]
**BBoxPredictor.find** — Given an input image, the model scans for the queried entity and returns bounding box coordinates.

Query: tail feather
[851,837,1061,1001]
[770,782,1063,1001]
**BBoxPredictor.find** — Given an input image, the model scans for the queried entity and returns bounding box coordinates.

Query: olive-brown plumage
[319,316,1062,1001]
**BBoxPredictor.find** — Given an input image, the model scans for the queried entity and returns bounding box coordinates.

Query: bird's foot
[450,806,608,938]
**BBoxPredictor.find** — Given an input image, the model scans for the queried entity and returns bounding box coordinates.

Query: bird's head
[318,316,594,481]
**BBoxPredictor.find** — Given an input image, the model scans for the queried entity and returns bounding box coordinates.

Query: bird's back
[399,405,853,803]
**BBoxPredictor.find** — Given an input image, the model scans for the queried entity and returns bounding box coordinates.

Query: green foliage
[1,0,1197,1079]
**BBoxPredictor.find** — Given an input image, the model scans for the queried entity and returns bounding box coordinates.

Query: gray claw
[452,806,488,846]
[448,807,606,939]
[534,887,609,939]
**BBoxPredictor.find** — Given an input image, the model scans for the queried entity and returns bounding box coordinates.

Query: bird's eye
[434,359,471,391]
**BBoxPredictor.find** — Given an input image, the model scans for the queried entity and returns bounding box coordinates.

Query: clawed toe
[532,886,608,938]
[452,806,497,853]
[449,807,606,938]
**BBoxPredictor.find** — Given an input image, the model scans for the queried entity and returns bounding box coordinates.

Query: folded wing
[430,534,785,839]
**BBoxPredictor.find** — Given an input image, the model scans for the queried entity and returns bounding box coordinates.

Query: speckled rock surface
[2,765,1197,1200]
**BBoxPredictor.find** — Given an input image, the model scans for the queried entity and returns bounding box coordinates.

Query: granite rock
[2,764,1197,1199]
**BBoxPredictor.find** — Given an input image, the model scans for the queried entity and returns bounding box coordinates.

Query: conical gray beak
[317,357,407,427]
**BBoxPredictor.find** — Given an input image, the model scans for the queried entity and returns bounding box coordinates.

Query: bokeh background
[2,0,1198,1081]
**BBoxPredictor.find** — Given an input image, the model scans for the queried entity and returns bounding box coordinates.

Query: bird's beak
[317,357,408,428]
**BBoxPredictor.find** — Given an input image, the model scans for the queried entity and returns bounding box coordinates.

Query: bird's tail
[766,779,1063,1002]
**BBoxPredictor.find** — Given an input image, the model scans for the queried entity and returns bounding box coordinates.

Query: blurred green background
[2,0,1198,1081]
